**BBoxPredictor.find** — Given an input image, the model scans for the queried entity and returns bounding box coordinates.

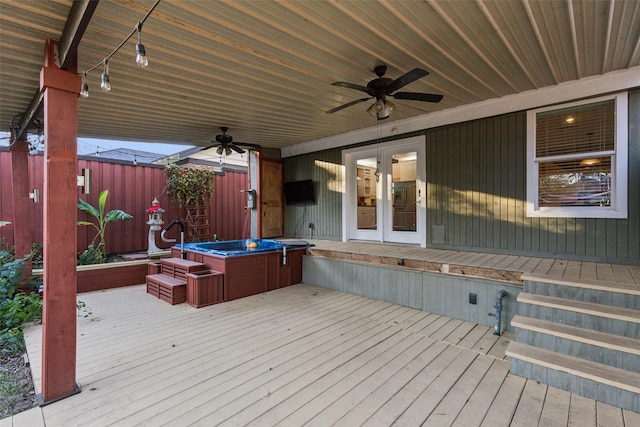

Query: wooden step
[517,292,640,324]
[511,315,640,356]
[161,257,206,280]
[146,273,187,305]
[522,273,640,296]
[506,341,640,394]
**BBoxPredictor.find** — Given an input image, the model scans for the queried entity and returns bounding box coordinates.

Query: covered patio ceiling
[1,0,639,152]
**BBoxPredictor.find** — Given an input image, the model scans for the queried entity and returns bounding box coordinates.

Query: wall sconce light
[28,189,39,203]
[77,169,92,194]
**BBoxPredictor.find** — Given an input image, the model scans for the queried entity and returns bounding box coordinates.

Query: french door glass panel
[356,158,378,230]
[344,136,425,246]
[391,152,417,232]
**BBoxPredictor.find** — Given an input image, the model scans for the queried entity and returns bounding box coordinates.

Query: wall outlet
[469,293,477,305]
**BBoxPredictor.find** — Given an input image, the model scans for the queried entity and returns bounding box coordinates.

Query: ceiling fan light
[216,146,223,155]
[368,99,393,120]
[225,147,232,156]
[367,100,385,117]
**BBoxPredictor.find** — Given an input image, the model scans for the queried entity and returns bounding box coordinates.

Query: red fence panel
[0,149,249,255]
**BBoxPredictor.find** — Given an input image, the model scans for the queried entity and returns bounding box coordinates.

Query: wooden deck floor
[306,240,640,289]
[9,284,640,426]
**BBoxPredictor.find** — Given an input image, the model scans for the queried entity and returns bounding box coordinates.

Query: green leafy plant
[165,164,215,207]
[76,300,93,319]
[0,253,38,301]
[77,244,104,266]
[1,248,42,357]
[78,190,133,264]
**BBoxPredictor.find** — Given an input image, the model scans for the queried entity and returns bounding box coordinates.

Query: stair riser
[515,328,640,372]
[510,358,639,413]
[524,280,640,310]
[518,302,640,337]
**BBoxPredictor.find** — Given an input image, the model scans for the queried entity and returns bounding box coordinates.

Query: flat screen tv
[284,179,315,205]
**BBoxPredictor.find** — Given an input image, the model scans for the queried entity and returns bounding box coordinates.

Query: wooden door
[260,159,283,237]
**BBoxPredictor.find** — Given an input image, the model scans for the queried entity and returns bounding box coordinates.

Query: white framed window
[526,93,628,218]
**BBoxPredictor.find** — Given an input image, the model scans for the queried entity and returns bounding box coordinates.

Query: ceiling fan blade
[385,68,429,93]
[229,145,245,154]
[392,92,443,103]
[326,97,371,114]
[331,82,371,93]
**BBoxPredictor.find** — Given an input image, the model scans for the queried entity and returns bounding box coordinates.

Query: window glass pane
[538,157,611,207]
[536,100,615,157]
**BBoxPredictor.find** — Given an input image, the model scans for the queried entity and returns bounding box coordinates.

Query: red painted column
[39,39,81,404]
[9,140,31,261]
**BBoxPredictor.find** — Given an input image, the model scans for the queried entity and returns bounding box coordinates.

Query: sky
[77,138,192,156]
[0,132,192,156]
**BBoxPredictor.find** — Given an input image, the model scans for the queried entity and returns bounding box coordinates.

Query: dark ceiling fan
[207,127,261,155]
[327,65,443,120]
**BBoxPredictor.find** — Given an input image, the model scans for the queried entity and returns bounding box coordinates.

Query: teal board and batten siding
[427,89,639,264]
[282,148,343,240]
[303,255,520,331]
[284,89,640,265]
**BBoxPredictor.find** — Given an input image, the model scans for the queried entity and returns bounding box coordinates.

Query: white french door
[343,136,426,247]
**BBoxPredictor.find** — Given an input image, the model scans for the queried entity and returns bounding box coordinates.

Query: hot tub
[181,239,283,256]
[172,239,309,301]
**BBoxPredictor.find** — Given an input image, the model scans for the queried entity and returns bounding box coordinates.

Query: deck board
[14,284,633,427]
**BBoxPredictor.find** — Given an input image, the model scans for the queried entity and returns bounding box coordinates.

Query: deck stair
[507,275,640,413]
[146,257,207,305]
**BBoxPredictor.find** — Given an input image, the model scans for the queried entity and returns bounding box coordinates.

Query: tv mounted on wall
[284,179,315,205]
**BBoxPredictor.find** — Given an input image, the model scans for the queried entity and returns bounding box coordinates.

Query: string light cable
[79,0,161,97]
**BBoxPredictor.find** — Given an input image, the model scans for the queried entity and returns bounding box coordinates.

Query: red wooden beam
[9,140,31,261]
[38,38,81,405]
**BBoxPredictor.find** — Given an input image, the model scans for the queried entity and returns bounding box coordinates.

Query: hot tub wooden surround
[146,247,306,305]
[170,247,305,301]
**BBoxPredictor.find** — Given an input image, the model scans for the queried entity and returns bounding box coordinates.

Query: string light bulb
[100,60,111,92]
[80,72,89,98]
[135,22,148,68]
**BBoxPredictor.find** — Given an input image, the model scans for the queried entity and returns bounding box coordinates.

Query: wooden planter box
[186,270,224,308]
[34,259,151,293]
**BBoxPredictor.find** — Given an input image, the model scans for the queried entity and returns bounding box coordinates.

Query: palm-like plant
[78,190,133,263]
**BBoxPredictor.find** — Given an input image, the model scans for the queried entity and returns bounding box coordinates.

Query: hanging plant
[165,164,216,207]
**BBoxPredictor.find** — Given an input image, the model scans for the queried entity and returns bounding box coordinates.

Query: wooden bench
[146,274,187,305]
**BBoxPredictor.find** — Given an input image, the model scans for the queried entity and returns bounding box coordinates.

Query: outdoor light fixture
[78,0,160,99]
[367,99,394,120]
[100,60,111,92]
[80,72,89,98]
[135,22,149,68]
[216,146,232,156]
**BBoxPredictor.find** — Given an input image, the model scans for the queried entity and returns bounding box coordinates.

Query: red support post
[9,140,31,261]
[38,38,82,405]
